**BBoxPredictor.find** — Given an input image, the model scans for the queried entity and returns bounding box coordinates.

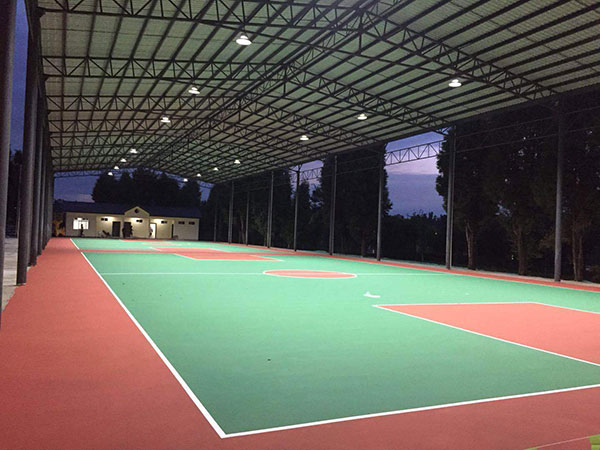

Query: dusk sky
[10,2,444,217]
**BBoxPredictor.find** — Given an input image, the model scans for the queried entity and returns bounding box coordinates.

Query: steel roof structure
[35,0,600,183]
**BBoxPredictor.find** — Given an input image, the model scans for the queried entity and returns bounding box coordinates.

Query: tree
[436,126,498,270]
[179,180,201,208]
[561,97,600,280]
[483,113,555,276]
[92,172,120,203]
[294,180,315,249]
[313,146,391,256]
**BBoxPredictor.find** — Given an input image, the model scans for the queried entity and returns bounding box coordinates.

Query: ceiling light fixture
[129,148,138,154]
[213,167,219,171]
[113,165,119,170]
[300,134,309,141]
[183,178,188,182]
[357,113,367,120]
[120,158,126,163]
[236,34,252,46]
[196,173,201,177]
[188,86,200,95]
[108,171,113,176]
[449,79,462,88]
[234,159,241,164]
[160,116,171,124]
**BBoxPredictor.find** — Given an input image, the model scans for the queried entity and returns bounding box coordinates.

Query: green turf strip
[82,240,600,434]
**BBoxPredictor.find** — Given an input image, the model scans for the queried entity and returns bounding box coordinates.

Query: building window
[189,221,195,225]
[178,221,185,225]
[73,218,89,230]
[136,219,143,223]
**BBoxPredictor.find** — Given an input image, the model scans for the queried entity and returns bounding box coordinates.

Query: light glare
[236,34,252,46]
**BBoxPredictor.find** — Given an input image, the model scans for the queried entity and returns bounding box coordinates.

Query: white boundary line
[98,272,449,276]
[75,241,600,439]
[530,301,600,315]
[263,269,357,279]
[535,435,593,449]
[78,247,228,439]
[375,301,600,316]
[102,272,268,276]
[223,383,600,438]
[377,301,532,306]
[373,304,600,367]
[173,254,283,262]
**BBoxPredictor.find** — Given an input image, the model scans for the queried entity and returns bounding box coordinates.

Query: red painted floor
[380,302,600,364]
[1,238,599,449]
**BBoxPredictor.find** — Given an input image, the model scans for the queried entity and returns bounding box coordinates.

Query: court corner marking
[372,304,600,368]
[77,246,228,439]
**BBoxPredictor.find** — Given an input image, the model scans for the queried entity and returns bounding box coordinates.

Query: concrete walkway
[2,237,18,311]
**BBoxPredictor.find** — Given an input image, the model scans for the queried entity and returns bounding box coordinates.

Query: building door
[123,222,132,238]
[150,223,157,239]
[112,221,121,237]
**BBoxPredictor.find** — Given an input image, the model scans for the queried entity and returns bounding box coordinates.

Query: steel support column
[39,149,47,252]
[245,190,250,245]
[266,171,274,248]
[328,156,337,255]
[554,113,565,282]
[445,131,456,270]
[30,106,43,264]
[17,40,39,285]
[0,0,17,326]
[44,164,53,246]
[376,154,385,261]
[228,181,234,244]
[293,169,300,252]
[42,154,49,248]
[213,191,218,242]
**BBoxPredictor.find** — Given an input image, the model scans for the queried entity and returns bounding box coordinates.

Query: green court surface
[74,238,600,435]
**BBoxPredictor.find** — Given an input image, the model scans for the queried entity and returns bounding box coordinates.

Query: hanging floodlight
[234,159,241,164]
[183,178,188,182]
[196,173,201,177]
[213,167,219,171]
[188,86,200,95]
[448,79,462,88]
[108,171,113,176]
[113,165,119,170]
[120,158,126,163]
[357,113,367,120]
[160,116,171,124]
[300,134,309,141]
[236,34,252,46]
[129,148,138,154]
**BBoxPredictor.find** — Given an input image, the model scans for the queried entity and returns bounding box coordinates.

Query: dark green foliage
[91,169,201,208]
[383,213,445,263]
[435,91,600,280]
[437,126,498,270]
[314,146,391,256]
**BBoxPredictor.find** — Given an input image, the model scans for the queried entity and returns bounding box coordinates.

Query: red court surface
[379,303,600,365]
[264,269,356,278]
[1,239,600,449]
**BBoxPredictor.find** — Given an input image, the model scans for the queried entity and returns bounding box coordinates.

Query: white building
[54,201,201,240]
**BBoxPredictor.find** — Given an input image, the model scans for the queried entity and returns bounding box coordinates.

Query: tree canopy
[91,169,201,208]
